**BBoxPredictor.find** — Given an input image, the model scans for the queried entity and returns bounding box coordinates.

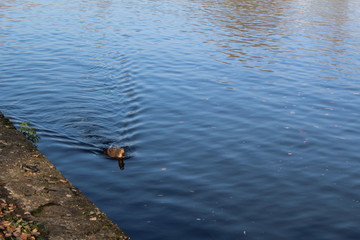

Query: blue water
[1,0,360,239]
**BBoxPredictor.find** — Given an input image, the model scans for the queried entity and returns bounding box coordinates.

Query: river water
[1,0,360,239]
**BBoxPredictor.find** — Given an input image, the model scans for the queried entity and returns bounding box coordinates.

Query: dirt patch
[0,113,131,240]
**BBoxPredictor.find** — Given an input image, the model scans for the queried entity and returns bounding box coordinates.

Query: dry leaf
[5,232,12,237]
[6,225,16,232]
[2,221,10,226]
[20,232,31,240]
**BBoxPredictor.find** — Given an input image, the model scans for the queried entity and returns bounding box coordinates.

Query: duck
[105,145,125,159]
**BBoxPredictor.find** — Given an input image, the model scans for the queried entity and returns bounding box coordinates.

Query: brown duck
[105,145,125,158]
[105,145,126,170]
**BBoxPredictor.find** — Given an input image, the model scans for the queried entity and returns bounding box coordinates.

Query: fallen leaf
[6,225,16,232]
[2,221,11,226]
[21,233,31,240]
[31,231,40,236]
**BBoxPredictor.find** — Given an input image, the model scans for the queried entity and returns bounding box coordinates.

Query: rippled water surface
[1,0,360,239]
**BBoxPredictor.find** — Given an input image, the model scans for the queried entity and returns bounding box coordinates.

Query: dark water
[1,0,360,239]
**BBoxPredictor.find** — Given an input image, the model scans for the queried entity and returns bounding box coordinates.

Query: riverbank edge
[0,112,130,240]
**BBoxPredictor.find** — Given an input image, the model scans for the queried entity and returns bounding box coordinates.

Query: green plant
[19,121,40,144]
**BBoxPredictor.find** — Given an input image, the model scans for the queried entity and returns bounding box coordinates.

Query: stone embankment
[0,113,130,240]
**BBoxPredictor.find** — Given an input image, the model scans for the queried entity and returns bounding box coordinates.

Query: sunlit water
[1,0,360,239]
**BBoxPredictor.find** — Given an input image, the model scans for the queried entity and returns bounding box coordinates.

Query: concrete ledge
[0,113,131,240]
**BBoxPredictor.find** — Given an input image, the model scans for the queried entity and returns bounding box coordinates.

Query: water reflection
[181,0,358,71]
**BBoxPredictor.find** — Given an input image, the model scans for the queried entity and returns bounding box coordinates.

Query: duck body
[105,145,125,159]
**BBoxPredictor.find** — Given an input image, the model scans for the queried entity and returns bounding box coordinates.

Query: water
[1,0,360,239]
